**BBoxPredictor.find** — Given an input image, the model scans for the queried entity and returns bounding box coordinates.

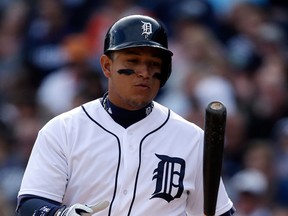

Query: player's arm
[16,195,109,216]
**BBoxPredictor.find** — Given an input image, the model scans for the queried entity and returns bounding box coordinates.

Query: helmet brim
[104,41,173,56]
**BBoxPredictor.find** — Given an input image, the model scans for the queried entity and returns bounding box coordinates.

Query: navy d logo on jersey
[151,154,185,202]
[141,21,152,39]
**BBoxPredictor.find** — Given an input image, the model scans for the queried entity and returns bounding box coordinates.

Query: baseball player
[16,15,235,216]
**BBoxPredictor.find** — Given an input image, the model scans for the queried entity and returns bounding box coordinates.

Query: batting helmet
[104,15,173,87]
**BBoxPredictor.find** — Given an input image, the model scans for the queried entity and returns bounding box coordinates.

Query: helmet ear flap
[160,55,172,87]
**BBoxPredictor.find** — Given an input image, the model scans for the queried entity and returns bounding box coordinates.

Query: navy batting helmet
[104,15,173,87]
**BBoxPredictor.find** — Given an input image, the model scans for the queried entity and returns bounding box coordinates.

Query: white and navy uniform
[18,97,233,215]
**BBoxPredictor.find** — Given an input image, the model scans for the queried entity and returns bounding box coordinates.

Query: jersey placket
[111,128,141,215]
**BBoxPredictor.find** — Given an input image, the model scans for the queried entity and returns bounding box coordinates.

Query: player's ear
[100,54,112,78]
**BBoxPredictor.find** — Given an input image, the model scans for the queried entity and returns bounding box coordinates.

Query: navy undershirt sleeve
[16,195,62,216]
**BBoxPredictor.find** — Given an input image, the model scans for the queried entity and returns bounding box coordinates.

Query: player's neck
[101,93,154,128]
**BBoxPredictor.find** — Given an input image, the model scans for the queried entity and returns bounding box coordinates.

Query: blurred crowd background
[0,0,288,215]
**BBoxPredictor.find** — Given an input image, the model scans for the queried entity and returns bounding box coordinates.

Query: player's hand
[55,201,109,216]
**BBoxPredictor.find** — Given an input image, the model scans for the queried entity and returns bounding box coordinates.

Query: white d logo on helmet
[141,21,152,39]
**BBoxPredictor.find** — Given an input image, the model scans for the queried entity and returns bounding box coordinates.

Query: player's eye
[151,61,161,67]
[149,60,162,70]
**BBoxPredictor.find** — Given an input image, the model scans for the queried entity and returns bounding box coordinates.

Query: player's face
[101,47,163,110]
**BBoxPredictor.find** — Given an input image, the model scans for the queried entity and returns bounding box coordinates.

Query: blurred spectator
[22,0,72,88]
[0,1,28,94]
[0,98,18,129]
[8,88,45,165]
[174,22,230,80]
[206,0,268,19]
[37,33,105,116]
[272,207,288,216]
[268,0,288,35]
[229,168,272,216]
[272,118,288,207]
[0,120,24,211]
[61,0,101,33]
[139,0,218,36]
[246,52,288,139]
[192,75,237,116]
[0,192,15,215]
[184,75,237,128]
[242,140,274,187]
[223,111,248,179]
[223,2,267,73]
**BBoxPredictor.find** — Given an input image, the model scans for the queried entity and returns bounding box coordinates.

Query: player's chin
[129,95,154,109]
[130,86,158,102]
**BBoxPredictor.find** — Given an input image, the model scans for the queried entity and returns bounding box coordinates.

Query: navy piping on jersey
[81,104,170,216]
[81,105,121,216]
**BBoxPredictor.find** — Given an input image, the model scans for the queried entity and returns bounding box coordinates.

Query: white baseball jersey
[18,99,233,215]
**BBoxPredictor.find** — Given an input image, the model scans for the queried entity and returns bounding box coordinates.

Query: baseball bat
[203,101,227,216]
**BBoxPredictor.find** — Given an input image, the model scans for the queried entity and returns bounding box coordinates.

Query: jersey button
[123,189,128,195]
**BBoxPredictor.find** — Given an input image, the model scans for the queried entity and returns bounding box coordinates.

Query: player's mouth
[135,85,149,91]
[134,82,150,90]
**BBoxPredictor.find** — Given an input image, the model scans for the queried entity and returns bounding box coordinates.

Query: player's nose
[135,63,152,78]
